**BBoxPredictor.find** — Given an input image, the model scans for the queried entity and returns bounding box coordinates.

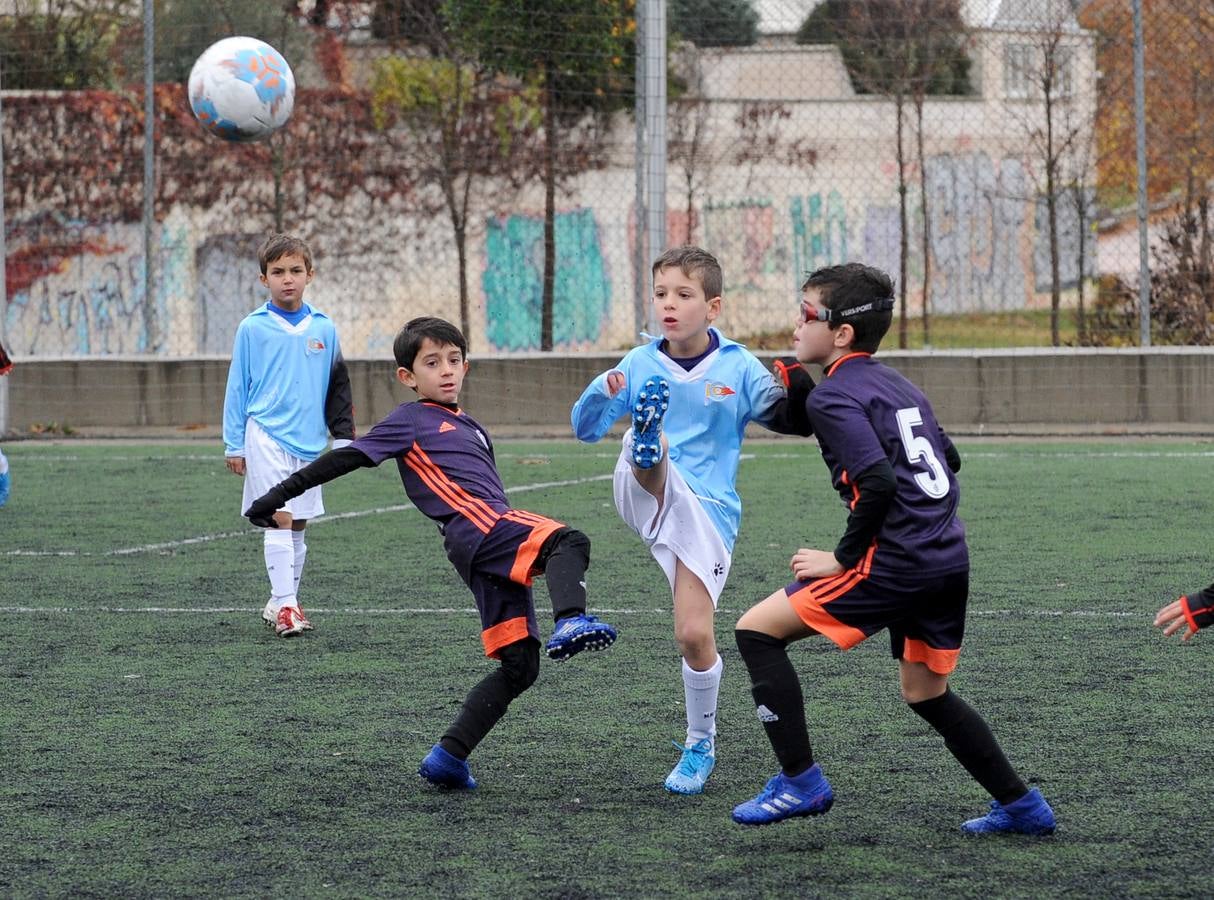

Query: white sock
[682,654,722,749]
[0,448,8,475]
[264,529,297,610]
[292,530,307,598]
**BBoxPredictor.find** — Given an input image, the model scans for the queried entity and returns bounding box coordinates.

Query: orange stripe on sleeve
[481,616,532,658]
[901,637,961,675]
[1181,596,1200,633]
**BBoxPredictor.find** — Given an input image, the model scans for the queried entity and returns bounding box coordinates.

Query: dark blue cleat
[631,377,669,469]
[961,787,1055,835]
[418,744,477,790]
[545,614,618,661]
[732,763,834,826]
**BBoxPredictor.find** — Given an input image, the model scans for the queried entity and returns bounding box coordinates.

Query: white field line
[5,473,614,558]
[11,449,1214,464]
[7,452,626,463]
[0,605,1148,620]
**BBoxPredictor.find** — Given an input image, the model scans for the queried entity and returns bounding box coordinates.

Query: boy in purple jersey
[243,317,617,790]
[730,263,1055,835]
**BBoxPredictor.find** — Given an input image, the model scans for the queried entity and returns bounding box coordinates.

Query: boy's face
[652,265,720,347]
[260,252,313,312]
[396,337,468,404]
[794,286,850,366]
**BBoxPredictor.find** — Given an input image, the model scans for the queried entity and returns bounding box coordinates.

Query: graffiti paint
[924,152,1029,312]
[790,191,848,281]
[1033,188,1098,292]
[482,209,611,351]
[195,234,266,355]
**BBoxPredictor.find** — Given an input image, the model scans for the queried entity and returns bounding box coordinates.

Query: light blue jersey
[223,302,348,461]
[571,329,786,550]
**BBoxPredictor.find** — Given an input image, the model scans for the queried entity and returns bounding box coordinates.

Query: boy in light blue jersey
[223,233,354,637]
[571,245,813,794]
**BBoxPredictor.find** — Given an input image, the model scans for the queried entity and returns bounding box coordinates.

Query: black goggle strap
[801,296,895,323]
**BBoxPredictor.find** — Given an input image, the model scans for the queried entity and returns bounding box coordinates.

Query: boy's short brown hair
[258,233,313,275]
[652,245,723,300]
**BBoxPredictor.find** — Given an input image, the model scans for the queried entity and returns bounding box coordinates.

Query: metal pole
[634,0,648,335]
[1132,0,1150,347]
[643,0,667,336]
[142,0,157,352]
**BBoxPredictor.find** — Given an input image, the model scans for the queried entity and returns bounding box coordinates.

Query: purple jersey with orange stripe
[350,400,516,579]
[807,352,968,582]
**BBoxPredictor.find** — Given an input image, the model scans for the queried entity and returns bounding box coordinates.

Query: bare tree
[371,6,541,345]
[801,0,970,348]
[999,2,1094,346]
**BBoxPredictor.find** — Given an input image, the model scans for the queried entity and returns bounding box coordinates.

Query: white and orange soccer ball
[188,36,295,142]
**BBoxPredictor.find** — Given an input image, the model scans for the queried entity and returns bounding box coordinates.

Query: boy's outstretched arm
[571,369,629,442]
[245,446,374,527]
[756,357,815,437]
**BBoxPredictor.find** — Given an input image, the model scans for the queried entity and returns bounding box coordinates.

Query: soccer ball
[188,36,295,142]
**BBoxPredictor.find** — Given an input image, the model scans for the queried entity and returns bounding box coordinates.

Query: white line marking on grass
[4,473,615,558]
[751,450,1214,460]
[0,606,1149,620]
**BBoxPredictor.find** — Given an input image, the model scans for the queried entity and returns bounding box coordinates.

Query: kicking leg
[539,527,617,661]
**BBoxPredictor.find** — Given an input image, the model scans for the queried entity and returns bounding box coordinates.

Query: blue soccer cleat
[0,469,8,508]
[631,377,669,469]
[545,614,618,661]
[418,744,477,790]
[664,737,716,794]
[732,763,834,825]
[961,787,1055,835]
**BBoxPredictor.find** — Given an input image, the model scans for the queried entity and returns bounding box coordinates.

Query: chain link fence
[0,0,1202,361]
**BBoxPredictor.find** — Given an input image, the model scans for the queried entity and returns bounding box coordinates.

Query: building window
[1050,46,1073,99]
[1004,43,1032,98]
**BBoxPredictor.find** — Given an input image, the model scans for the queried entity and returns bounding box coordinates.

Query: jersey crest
[306,337,326,353]
[705,381,736,401]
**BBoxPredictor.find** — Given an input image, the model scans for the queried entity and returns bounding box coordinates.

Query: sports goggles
[798,296,895,323]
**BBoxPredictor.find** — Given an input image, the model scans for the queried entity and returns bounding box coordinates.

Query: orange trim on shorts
[505,513,565,586]
[481,616,532,658]
[901,637,961,675]
[787,545,878,648]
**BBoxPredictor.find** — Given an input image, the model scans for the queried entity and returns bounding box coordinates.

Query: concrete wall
[5,348,1214,437]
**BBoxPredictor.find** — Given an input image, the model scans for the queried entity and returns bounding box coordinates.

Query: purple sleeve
[350,405,415,465]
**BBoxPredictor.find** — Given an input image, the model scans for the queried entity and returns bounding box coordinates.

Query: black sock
[908,688,1028,805]
[736,629,813,776]
[537,528,590,621]
[440,640,540,759]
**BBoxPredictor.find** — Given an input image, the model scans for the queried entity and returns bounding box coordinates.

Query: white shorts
[237,419,324,520]
[613,434,732,607]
